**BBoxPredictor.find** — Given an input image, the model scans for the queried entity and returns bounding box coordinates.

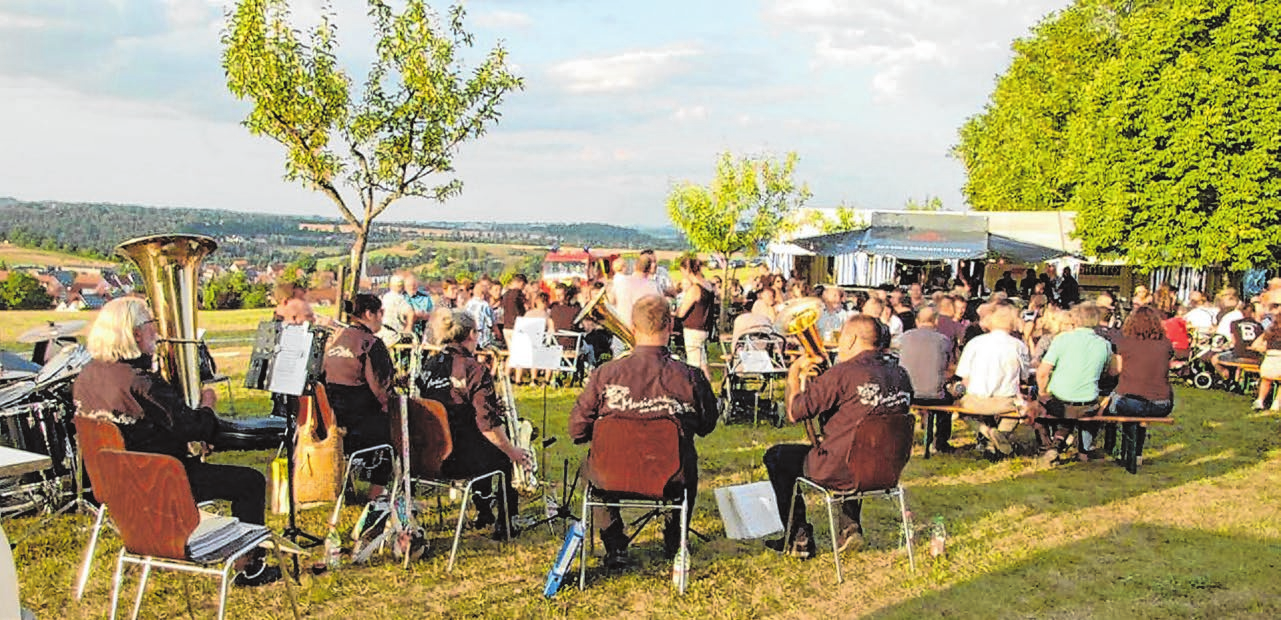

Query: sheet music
[715,481,783,540]
[509,316,563,371]
[268,323,313,395]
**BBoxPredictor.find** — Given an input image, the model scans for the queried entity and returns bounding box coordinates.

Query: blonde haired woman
[73,298,280,586]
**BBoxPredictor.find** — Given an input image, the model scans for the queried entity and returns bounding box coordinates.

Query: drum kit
[0,321,92,516]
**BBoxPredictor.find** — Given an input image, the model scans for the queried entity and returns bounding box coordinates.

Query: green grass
[5,324,1281,618]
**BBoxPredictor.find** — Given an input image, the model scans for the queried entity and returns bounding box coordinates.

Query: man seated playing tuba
[569,295,718,569]
[764,314,913,558]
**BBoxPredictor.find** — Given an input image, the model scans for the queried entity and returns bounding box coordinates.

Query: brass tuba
[116,234,217,409]
[572,288,635,349]
[774,296,829,446]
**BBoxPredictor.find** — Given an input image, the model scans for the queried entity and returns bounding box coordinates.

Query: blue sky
[0,0,1070,225]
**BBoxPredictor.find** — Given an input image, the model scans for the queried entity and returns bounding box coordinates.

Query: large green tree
[0,273,53,310]
[222,0,522,304]
[1065,0,1281,269]
[667,151,811,326]
[956,0,1281,270]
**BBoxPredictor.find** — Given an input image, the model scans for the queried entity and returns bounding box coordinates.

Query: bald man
[899,307,957,453]
[764,314,913,558]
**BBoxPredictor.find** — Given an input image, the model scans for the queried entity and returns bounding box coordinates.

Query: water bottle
[671,547,689,588]
[324,526,343,571]
[929,516,947,558]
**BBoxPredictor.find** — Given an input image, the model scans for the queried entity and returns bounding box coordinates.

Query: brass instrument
[497,361,538,493]
[116,234,217,409]
[573,288,634,349]
[775,296,829,446]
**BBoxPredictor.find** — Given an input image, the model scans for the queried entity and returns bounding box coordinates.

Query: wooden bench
[908,405,1022,459]
[1033,413,1175,474]
[1218,359,1261,394]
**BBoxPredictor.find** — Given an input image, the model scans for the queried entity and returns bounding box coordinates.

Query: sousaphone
[573,288,635,349]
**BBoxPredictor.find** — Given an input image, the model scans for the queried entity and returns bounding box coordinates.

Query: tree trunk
[719,257,733,334]
[345,228,369,319]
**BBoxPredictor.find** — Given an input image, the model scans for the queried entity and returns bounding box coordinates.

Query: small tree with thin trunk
[667,151,811,330]
[222,0,522,304]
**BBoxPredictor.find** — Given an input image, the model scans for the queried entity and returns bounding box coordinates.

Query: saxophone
[498,369,539,493]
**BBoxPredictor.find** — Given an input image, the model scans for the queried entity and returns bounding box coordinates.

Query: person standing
[676,256,716,383]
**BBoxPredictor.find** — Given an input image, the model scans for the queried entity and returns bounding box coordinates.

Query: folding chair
[784,414,916,583]
[552,330,586,387]
[578,415,690,593]
[72,416,124,600]
[389,397,509,572]
[95,449,296,620]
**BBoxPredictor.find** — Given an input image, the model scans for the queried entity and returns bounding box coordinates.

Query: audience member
[1035,303,1115,463]
[956,305,1031,460]
[900,307,957,453]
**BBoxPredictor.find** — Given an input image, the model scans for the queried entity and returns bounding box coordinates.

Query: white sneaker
[1253,400,1265,410]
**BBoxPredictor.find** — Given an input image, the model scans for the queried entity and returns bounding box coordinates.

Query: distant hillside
[0,198,684,264]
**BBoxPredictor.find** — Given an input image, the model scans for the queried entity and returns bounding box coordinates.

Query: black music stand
[244,321,329,564]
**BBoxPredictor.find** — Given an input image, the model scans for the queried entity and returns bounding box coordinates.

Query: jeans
[1109,394,1173,458]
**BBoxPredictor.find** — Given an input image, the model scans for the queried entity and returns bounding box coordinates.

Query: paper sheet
[715,481,784,540]
[509,317,563,371]
[267,323,313,395]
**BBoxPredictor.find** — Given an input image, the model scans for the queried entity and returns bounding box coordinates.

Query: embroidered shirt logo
[601,384,691,417]
[326,345,355,359]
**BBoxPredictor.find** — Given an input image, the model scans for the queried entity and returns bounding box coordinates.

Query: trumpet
[775,297,829,446]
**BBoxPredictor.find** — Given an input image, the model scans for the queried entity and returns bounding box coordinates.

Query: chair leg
[923,411,934,459]
[782,481,803,556]
[217,565,233,620]
[447,480,477,573]
[678,493,689,595]
[578,485,592,591]
[897,488,915,572]
[498,472,511,543]
[271,536,302,620]
[75,505,109,600]
[824,494,842,584]
[129,561,152,620]
[108,551,126,620]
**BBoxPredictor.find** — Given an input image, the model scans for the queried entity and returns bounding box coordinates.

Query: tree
[1,273,53,310]
[667,151,812,327]
[1064,0,1281,270]
[807,205,867,234]
[904,196,944,212]
[956,0,1281,270]
[222,0,523,306]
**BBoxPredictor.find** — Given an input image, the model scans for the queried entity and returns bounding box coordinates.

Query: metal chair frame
[578,486,690,594]
[785,478,915,583]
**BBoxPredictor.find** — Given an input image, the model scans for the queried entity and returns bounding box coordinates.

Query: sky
[0,0,1072,226]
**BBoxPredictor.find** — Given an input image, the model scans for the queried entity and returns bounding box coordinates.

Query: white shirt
[816,307,850,341]
[1186,306,1218,331]
[956,329,1030,399]
[380,291,412,333]
[613,273,662,329]
[1215,309,1243,337]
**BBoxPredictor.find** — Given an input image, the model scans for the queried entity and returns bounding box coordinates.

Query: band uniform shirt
[380,290,413,334]
[73,355,219,460]
[898,327,954,400]
[956,329,1030,399]
[790,350,913,489]
[1042,327,1112,402]
[569,345,718,467]
[415,344,503,462]
[323,322,394,413]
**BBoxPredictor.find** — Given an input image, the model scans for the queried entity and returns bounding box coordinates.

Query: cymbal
[17,320,87,344]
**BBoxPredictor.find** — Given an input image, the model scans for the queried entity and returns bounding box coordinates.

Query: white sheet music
[509,316,563,371]
[715,481,784,540]
[268,323,313,396]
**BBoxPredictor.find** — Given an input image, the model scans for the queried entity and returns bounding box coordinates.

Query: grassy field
[0,244,116,269]
[4,311,1280,618]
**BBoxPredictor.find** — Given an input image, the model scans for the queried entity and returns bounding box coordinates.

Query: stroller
[1175,328,1230,390]
[720,313,789,426]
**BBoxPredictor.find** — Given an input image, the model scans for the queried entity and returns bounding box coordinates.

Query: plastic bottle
[671,547,689,589]
[324,526,343,571]
[929,516,947,558]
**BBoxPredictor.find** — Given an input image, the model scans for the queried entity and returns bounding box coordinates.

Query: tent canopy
[788,212,1066,264]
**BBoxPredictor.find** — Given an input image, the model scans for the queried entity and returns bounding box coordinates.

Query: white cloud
[766,0,1068,100]
[0,11,50,30]
[473,9,533,30]
[673,105,708,122]
[547,44,701,94]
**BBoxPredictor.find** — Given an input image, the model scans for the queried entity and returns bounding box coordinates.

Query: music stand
[244,321,329,562]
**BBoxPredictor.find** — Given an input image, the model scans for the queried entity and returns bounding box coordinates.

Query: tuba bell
[774,296,829,446]
[572,288,635,349]
[116,234,217,409]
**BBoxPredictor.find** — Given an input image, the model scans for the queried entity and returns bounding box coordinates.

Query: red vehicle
[540,249,618,292]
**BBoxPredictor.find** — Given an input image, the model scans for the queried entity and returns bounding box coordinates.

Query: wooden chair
[72,416,125,600]
[784,414,916,583]
[578,415,690,593]
[95,449,295,620]
[387,397,507,572]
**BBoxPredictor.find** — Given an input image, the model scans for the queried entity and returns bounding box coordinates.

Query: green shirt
[1043,328,1112,402]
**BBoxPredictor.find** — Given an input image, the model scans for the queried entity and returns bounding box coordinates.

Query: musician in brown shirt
[416,310,533,539]
[569,295,718,568]
[764,314,914,558]
[323,293,395,494]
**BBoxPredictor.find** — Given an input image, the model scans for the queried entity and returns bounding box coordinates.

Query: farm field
[1,308,1279,618]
